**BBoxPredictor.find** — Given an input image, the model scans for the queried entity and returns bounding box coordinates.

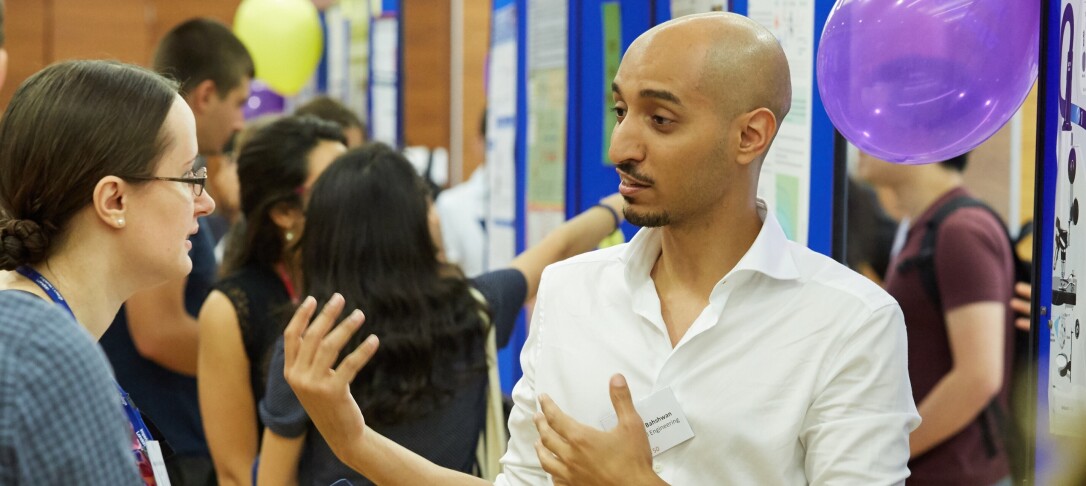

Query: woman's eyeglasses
[124,167,208,197]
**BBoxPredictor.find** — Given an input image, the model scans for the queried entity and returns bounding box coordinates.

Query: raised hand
[532,374,666,486]
[283,294,379,458]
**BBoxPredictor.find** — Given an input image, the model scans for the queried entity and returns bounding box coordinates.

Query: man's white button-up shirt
[496,202,920,485]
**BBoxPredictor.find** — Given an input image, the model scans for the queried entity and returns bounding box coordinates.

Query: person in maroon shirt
[859,152,1016,486]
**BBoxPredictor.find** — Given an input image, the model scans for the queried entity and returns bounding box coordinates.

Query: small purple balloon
[817,0,1039,165]
[243,79,286,120]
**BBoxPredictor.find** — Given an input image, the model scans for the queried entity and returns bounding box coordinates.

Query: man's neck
[652,197,763,299]
[891,171,964,220]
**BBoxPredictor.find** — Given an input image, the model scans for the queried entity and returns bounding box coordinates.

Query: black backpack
[895,195,1031,480]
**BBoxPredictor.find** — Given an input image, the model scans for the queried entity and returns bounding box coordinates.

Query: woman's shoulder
[0,290,117,398]
[0,290,88,349]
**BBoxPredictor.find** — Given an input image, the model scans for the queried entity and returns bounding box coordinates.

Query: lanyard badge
[16,266,171,485]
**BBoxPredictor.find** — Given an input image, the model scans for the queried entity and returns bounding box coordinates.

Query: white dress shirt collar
[623,198,801,291]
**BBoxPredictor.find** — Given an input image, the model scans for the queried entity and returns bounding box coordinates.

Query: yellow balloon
[234,0,324,95]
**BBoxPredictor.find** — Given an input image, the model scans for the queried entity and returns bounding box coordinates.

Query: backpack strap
[895,196,1002,310]
[894,196,1022,460]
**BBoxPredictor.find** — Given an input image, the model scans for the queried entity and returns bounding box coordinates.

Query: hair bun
[0,219,50,270]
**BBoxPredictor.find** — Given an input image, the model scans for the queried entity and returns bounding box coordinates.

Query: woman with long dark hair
[0,60,215,484]
[197,116,346,486]
[256,143,624,485]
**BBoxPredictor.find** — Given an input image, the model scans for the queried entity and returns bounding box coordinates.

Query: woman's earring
[116,218,125,228]
[285,231,294,242]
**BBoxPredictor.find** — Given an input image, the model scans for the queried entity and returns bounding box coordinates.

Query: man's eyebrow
[639,89,682,106]
[611,82,683,107]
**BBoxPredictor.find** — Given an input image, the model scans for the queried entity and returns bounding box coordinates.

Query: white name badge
[146,440,172,486]
[598,387,694,457]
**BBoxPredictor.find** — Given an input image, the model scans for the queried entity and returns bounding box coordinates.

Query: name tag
[599,387,694,457]
[146,440,172,486]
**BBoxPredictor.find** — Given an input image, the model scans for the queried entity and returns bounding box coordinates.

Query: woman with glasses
[255,143,625,486]
[0,60,214,484]
[197,115,346,486]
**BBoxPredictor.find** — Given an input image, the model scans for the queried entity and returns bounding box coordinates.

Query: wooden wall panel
[460,0,490,178]
[402,0,450,149]
[0,1,241,113]
[149,0,241,52]
[52,0,151,64]
[965,120,1013,223]
[1,0,49,110]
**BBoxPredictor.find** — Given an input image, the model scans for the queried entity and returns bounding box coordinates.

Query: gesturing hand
[283,294,379,456]
[533,374,665,486]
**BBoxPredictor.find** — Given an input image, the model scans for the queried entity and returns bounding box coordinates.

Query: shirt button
[653,462,664,474]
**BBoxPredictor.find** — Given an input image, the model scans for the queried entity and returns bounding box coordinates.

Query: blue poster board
[494,0,841,389]
[1033,0,1066,482]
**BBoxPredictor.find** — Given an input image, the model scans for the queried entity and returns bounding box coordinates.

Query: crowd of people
[0,4,1039,486]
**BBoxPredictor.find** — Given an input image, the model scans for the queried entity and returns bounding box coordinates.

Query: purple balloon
[817,0,1038,165]
[243,79,286,120]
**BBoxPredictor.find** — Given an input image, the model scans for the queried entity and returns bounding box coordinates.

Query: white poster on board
[371,16,399,147]
[670,0,727,17]
[1049,0,1086,436]
[747,0,814,245]
[525,0,568,247]
[486,4,519,270]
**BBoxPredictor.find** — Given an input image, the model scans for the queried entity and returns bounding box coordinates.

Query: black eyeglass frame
[122,167,208,197]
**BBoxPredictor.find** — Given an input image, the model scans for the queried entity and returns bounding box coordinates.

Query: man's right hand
[283,294,379,459]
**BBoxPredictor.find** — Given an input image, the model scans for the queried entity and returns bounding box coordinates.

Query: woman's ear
[269,202,303,232]
[93,176,129,228]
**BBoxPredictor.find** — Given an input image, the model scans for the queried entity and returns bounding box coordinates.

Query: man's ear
[92,176,129,229]
[187,79,219,116]
[735,108,778,166]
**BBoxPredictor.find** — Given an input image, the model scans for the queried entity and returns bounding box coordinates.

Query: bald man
[278,12,919,485]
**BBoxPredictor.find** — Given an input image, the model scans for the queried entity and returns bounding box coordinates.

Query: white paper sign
[146,440,172,486]
[599,387,694,457]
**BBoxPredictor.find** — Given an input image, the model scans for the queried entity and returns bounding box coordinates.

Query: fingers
[539,394,578,439]
[534,439,571,481]
[608,374,641,429]
[336,335,380,383]
[534,410,572,460]
[296,294,345,368]
[1016,317,1032,332]
[284,296,316,368]
[1010,295,1031,314]
[1014,282,1033,300]
[313,309,366,371]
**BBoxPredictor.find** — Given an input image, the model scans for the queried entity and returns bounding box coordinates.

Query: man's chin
[623,207,670,228]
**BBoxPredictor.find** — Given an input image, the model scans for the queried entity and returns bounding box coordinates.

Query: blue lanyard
[15,265,155,450]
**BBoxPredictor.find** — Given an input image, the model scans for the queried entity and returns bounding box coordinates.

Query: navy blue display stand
[1031,0,1061,481]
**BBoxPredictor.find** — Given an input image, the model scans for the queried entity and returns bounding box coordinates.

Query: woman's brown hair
[0,60,180,270]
